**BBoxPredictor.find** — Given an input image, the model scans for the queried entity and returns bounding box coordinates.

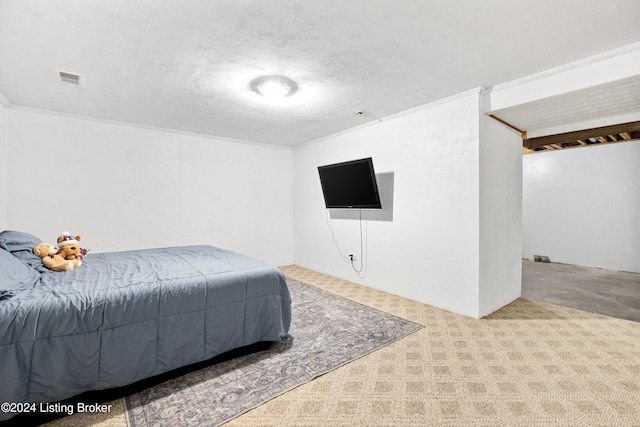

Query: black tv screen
[317,157,382,209]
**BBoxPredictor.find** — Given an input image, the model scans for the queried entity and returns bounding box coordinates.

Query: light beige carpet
[44,265,640,427]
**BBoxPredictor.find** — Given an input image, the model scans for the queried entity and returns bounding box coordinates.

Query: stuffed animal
[56,232,83,268]
[33,242,75,272]
[78,247,90,261]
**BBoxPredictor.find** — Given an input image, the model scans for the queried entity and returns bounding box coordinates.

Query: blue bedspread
[0,245,291,420]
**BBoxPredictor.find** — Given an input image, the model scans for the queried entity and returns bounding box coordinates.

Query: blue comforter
[0,245,291,420]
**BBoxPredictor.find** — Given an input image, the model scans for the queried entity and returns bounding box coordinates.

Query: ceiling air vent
[58,71,83,86]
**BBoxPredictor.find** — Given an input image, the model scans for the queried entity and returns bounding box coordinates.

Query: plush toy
[78,247,90,261]
[56,232,84,268]
[33,242,75,272]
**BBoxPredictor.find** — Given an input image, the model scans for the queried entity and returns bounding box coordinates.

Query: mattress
[0,242,291,420]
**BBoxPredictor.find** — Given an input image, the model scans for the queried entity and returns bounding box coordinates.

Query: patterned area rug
[124,277,423,427]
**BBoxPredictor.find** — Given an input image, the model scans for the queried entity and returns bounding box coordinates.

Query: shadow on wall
[330,172,394,222]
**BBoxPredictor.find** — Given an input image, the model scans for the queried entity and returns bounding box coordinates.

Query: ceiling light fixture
[250,75,298,99]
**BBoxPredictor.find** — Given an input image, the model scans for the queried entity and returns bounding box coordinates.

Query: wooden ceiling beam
[523,121,640,150]
[489,115,526,138]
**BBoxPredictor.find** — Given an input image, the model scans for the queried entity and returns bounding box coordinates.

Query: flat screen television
[317,157,382,209]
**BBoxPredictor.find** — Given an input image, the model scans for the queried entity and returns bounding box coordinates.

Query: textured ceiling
[491,74,640,132]
[1,0,640,146]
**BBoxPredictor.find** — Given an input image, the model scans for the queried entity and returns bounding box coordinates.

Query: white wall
[0,103,7,230]
[5,109,294,266]
[523,140,640,273]
[4,92,525,318]
[293,90,522,318]
[479,114,522,317]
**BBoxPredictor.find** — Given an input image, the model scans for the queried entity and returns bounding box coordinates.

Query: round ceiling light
[250,75,298,99]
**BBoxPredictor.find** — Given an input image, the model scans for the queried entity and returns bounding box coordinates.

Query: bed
[0,230,292,421]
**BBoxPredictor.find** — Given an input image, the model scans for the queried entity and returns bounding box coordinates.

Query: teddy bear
[33,242,76,272]
[56,232,84,268]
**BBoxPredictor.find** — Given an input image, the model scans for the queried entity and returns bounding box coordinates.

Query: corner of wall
[294,90,493,319]
[478,113,523,317]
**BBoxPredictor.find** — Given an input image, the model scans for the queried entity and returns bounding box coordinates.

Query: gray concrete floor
[522,260,640,323]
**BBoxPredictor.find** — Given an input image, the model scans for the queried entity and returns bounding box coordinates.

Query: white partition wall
[479,114,523,317]
[294,90,522,318]
[523,140,640,273]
